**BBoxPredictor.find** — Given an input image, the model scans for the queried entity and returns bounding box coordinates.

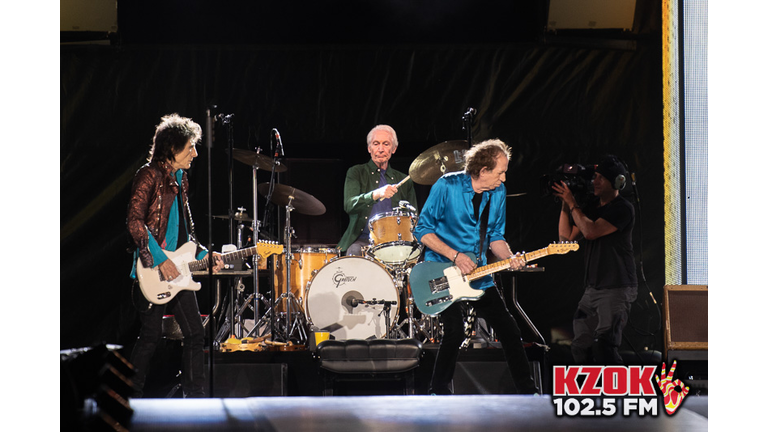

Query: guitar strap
[177,184,188,244]
[477,195,490,264]
[463,194,490,344]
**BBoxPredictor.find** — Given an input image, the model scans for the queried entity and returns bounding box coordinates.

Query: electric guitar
[136,241,284,304]
[409,242,579,316]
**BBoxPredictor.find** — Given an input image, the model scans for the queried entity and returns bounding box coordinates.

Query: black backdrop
[61,0,665,356]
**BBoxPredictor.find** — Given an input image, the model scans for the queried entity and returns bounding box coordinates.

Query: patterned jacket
[126,160,201,268]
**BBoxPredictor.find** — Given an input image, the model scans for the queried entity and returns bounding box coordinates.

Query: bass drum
[305,256,399,340]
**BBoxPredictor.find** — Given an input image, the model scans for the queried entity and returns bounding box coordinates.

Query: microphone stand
[205,106,216,397]
[462,107,475,147]
[262,130,283,342]
[222,117,237,341]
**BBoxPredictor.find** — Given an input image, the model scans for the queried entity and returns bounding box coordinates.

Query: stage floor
[127,394,709,431]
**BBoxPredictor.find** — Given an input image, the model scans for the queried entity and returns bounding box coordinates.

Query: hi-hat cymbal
[213,212,253,222]
[409,140,469,185]
[230,149,287,172]
[258,183,326,216]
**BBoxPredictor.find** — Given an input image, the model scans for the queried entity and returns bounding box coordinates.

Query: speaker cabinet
[213,363,288,397]
[663,285,708,361]
[452,361,543,394]
[547,0,636,31]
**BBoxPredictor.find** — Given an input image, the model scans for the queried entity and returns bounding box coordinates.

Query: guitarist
[126,114,224,397]
[413,139,537,395]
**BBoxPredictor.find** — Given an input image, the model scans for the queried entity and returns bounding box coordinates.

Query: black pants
[571,286,637,365]
[130,288,206,397]
[429,286,536,395]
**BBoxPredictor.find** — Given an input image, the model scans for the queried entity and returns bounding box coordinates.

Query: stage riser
[135,342,550,397]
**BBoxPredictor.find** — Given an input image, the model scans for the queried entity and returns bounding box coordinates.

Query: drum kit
[214,140,469,352]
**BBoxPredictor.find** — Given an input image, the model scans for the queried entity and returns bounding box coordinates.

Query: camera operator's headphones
[596,155,629,191]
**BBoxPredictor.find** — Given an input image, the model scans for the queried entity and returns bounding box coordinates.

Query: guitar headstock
[547,241,579,255]
[257,241,284,259]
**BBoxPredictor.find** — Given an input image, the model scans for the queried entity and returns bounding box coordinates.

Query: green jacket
[338,159,418,252]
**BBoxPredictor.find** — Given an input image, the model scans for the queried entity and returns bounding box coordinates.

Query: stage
[125,394,708,431]
[64,341,709,431]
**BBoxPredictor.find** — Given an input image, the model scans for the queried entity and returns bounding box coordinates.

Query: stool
[315,339,423,396]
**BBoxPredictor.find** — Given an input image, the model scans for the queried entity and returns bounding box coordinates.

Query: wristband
[452,251,460,263]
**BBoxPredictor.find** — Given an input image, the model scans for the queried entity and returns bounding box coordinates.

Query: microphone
[273,128,284,158]
[399,200,416,213]
[462,107,476,121]
[346,297,360,307]
[216,113,234,124]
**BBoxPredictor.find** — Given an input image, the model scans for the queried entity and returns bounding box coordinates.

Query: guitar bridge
[429,276,449,294]
[426,294,453,307]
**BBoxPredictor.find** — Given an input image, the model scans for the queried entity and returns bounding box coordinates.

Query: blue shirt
[413,171,507,290]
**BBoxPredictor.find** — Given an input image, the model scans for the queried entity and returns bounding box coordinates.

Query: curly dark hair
[148,113,202,163]
[464,139,512,177]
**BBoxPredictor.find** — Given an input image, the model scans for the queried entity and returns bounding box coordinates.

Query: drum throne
[314,339,423,396]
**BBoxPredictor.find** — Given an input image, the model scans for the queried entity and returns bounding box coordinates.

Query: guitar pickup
[426,294,453,308]
[428,276,449,294]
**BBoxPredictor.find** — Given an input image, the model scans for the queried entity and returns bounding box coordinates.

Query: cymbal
[258,183,326,216]
[213,212,253,222]
[230,149,287,172]
[409,140,469,185]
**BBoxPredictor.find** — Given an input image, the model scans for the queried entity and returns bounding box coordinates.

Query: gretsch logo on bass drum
[332,268,357,288]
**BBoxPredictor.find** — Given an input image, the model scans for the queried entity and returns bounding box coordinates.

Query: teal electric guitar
[409,242,579,316]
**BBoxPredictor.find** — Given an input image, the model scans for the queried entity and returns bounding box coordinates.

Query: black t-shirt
[582,195,638,289]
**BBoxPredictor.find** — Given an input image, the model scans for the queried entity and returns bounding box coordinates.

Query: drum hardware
[273,247,340,314]
[226,146,282,347]
[213,208,254,222]
[223,143,289,349]
[258,182,326,344]
[370,299,397,339]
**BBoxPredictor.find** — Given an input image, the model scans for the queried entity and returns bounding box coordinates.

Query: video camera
[540,163,596,205]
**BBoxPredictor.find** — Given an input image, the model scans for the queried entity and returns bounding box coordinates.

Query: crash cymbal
[409,140,469,185]
[258,183,326,216]
[230,149,287,172]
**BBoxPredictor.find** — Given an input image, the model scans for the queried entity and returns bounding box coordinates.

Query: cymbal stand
[274,193,308,343]
[247,287,276,338]
[249,157,265,339]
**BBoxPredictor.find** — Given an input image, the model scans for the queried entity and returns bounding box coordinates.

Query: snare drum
[368,209,422,265]
[274,246,340,312]
[305,256,399,340]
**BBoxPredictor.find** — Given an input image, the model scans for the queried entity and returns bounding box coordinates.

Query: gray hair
[366,125,399,150]
[464,139,512,177]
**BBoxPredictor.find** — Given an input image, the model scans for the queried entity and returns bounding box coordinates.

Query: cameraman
[552,155,637,365]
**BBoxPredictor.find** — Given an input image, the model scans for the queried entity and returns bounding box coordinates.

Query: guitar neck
[466,247,549,282]
[187,245,259,273]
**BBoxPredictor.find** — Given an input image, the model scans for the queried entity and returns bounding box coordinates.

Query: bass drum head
[305,256,399,340]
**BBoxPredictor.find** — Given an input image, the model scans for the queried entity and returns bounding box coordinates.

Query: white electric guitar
[136,241,283,304]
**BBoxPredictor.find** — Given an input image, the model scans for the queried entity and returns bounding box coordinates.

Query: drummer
[338,125,418,256]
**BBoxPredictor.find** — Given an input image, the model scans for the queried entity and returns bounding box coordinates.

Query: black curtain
[61,0,665,355]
